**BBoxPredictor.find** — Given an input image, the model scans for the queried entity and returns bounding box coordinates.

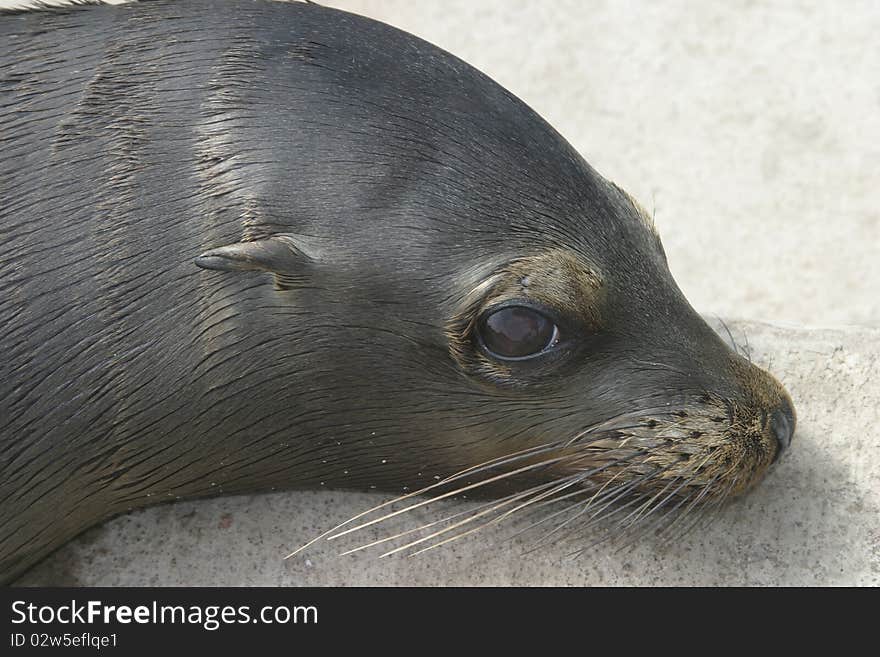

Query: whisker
[659,474,719,544]
[666,492,720,544]
[514,467,649,551]
[688,474,738,537]
[716,316,739,356]
[637,484,702,541]
[381,478,567,558]
[605,475,694,550]
[564,493,653,558]
[533,465,663,552]
[683,455,746,537]
[507,483,603,542]
[615,474,684,530]
[284,440,561,558]
[404,479,585,559]
[671,489,719,542]
[506,449,656,543]
[343,455,626,558]
[337,489,530,556]
[742,330,753,363]
[641,447,718,538]
[326,453,577,542]
[570,477,660,539]
[400,453,653,559]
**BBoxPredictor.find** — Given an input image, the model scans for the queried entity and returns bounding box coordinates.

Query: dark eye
[478,306,559,360]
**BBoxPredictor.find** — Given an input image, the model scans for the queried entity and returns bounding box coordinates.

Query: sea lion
[0,0,795,583]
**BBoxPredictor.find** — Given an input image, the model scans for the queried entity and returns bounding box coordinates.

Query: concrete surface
[7,1,880,586]
[17,320,880,586]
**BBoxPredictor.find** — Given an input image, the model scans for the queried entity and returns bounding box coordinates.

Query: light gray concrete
[18,321,880,586]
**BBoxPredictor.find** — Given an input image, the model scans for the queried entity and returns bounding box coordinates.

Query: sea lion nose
[769,395,796,460]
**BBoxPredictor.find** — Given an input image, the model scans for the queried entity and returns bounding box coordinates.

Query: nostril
[769,396,796,461]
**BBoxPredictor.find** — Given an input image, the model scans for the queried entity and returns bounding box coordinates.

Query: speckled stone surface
[17,321,880,586]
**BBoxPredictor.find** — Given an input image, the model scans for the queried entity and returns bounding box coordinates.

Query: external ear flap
[195,235,313,290]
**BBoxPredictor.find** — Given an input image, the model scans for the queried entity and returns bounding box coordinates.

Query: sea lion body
[0,0,794,582]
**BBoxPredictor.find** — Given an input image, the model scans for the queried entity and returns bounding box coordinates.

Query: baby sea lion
[0,0,795,582]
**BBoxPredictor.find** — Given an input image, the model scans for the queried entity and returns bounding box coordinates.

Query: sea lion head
[193,3,795,543]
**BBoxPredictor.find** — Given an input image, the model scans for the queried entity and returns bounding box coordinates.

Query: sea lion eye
[478,306,559,360]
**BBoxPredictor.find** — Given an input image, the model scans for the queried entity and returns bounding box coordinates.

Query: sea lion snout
[667,316,798,481]
[712,337,798,471]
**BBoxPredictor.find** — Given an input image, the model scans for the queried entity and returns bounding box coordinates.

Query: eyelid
[480,298,564,324]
